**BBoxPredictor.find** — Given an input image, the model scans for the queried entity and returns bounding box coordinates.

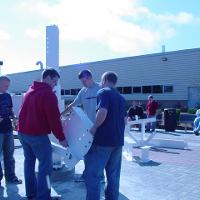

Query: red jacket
[18,81,65,141]
[146,100,158,116]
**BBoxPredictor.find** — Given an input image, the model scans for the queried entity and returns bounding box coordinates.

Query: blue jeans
[147,115,156,131]
[0,132,16,182]
[85,145,122,200]
[18,132,52,200]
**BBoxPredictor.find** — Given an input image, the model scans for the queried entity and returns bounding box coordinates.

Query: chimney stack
[162,45,166,53]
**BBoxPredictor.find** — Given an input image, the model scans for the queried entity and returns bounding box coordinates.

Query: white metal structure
[126,118,157,146]
[50,107,93,170]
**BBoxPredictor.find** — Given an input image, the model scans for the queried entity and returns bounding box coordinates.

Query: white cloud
[18,0,200,54]
[25,28,43,38]
[0,29,11,40]
[176,12,194,24]
[153,12,195,25]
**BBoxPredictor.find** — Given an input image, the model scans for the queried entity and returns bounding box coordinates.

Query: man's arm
[61,101,76,116]
[90,108,107,135]
[194,118,200,133]
[61,89,83,116]
[8,94,15,119]
[44,93,67,147]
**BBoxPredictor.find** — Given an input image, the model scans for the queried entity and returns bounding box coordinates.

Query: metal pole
[0,60,3,76]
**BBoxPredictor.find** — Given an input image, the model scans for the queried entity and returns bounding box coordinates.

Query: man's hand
[90,125,97,136]
[59,139,68,148]
[61,107,72,116]
[0,117,3,123]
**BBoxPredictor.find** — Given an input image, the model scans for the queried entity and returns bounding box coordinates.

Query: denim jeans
[146,115,156,131]
[84,145,122,200]
[0,132,16,182]
[18,132,52,200]
[82,158,105,180]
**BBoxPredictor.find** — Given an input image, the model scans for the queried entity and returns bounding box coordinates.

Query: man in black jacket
[0,76,22,186]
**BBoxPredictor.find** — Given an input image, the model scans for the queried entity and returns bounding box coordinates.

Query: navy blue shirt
[0,93,13,133]
[93,87,126,147]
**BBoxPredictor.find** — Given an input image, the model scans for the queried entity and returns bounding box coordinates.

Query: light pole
[0,60,3,76]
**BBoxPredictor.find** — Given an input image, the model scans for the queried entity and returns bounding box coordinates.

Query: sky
[0,0,200,75]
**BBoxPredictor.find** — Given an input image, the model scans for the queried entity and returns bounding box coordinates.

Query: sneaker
[26,196,35,200]
[6,177,22,184]
[194,131,199,136]
[51,197,61,200]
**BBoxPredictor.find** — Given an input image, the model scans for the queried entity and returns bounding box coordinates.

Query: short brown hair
[78,69,92,79]
[102,71,118,85]
[0,76,10,83]
[42,68,60,79]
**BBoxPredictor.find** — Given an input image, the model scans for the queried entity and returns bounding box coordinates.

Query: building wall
[8,70,42,93]
[7,48,200,108]
[59,48,200,101]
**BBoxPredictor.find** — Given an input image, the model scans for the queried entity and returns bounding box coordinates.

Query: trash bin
[164,108,177,132]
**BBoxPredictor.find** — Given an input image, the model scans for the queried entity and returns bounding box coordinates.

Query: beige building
[7,47,200,109]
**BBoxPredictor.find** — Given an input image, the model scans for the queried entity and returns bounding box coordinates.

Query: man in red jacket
[18,69,67,200]
[146,95,158,132]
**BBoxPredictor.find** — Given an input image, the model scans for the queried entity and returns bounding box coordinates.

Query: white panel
[50,107,93,170]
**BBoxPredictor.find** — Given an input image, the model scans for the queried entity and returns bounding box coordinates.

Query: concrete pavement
[0,130,200,200]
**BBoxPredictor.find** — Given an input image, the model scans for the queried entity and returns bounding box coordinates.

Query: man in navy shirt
[85,71,126,200]
[0,76,22,186]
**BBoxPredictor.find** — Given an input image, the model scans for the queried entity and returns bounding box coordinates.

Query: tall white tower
[46,25,59,69]
[46,25,63,111]
[46,25,64,168]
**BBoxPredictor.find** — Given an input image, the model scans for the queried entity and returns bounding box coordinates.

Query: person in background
[146,95,158,132]
[85,71,126,200]
[18,69,67,200]
[61,69,104,183]
[127,101,144,131]
[127,100,144,121]
[0,76,22,186]
[193,109,200,136]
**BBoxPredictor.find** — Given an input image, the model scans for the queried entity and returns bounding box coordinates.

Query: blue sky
[0,0,200,74]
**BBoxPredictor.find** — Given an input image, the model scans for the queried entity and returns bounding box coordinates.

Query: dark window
[117,87,123,93]
[152,85,163,93]
[70,89,76,95]
[142,86,152,93]
[164,85,173,93]
[133,87,141,93]
[61,89,64,95]
[65,90,70,95]
[123,87,132,94]
[15,92,22,95]
[70,88,81,95]
[76,88,81,94]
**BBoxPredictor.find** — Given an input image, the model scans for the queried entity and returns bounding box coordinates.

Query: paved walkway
[0,130,200,200]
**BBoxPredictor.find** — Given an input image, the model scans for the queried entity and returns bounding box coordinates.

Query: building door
[188,87,200,108]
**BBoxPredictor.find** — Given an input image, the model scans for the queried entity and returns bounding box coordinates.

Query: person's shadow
[119,193,130,200]
[0,185,4,198]
[0,184,24,199]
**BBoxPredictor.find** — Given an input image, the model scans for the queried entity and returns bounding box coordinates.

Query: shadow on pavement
[119,193,130,200]
[0,184,24,200]
[150,147,180,154]
[133,156,161,167]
